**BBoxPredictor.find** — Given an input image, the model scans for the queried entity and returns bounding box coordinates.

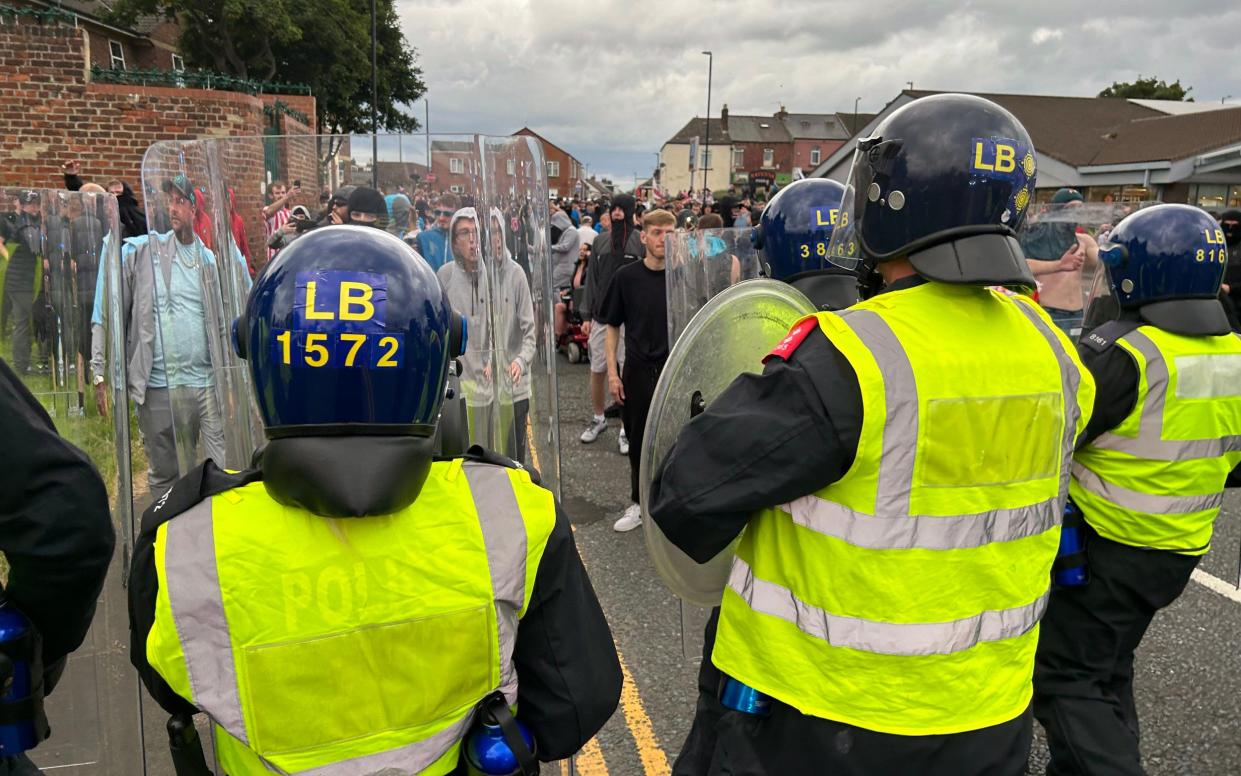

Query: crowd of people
[5,97,1241,776]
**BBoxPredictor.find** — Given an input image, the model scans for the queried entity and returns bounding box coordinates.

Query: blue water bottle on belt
[1053,502,1089,588]
[464,692,538,776]
[719,676,773,717]
[0,600,44,755]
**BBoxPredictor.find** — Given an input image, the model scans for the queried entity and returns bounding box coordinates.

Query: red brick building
[0,8,315,263]
[513,127,583,200]
[14,0,184,72]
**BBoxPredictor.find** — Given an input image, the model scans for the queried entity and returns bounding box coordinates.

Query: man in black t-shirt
[602,209,675,532]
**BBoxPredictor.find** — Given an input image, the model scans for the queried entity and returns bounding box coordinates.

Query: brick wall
[0,13,316,269]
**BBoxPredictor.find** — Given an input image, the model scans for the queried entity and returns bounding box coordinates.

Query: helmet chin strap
[857,255,885,300]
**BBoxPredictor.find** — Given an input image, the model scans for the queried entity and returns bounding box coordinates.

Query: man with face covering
[437,208,495,447]
[1219,209,1241,321]
[579,193,642,448]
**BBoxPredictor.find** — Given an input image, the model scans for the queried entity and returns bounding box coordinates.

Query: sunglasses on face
[435,209,454,217]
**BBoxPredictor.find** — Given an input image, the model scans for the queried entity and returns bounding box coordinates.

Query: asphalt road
[554,355,1241,775]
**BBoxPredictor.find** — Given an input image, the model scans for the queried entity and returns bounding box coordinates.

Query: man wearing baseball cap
[93,175,227,499]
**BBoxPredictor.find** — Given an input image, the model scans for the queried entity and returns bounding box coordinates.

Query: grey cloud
[396,0,1240,185]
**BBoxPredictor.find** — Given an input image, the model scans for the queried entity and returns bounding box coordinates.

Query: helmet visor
[825,145,870,271]
[1081,264,1121,334]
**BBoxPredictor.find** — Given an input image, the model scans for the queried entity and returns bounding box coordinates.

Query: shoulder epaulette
[1079,319,1143,355]
[140,461,262,535]
[441,445,542,484]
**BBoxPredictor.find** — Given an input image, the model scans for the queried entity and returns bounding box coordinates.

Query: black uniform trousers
[621,360,661,504]
[1033,524,1200,776]
[674,610,1033,776]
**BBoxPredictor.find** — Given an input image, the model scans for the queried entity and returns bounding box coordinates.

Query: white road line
[1191,568,1241,604]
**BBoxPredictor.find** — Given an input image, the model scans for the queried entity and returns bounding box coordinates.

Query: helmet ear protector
[232,309,467,360]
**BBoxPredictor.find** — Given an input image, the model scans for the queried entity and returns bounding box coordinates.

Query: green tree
[1098,76,1194,101]
[107,0,426,135]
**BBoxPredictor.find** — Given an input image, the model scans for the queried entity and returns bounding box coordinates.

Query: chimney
[720,104,729,131]
[775,104,788,120]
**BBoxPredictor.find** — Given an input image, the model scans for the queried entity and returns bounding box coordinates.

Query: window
[449,157,464,174]
[170,54,185,72]
[762,148,774,167]
[548,188,559,199]
[506,159,515,176]
[547,161,560,178]
[809,147,821,165]
[701,149,713,170]
[1191,183,1241,209]
[732,147,745,169]
[450,184,464,194]
[108,40,126,70]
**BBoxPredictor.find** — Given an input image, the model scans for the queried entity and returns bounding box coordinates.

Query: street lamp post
[370,0,378,188]
[701,50,712,198]
[853,96,861,135]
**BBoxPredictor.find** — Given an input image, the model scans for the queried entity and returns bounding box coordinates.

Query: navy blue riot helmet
[755,178,847,279]
[753,178,858,309]
[234,225,462,435]
[827,93,1037,288]
[1097,204,1229,335]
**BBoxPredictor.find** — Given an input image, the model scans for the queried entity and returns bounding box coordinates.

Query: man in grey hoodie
[437,208,495,447]
[489,208,537,465]
[551,201,581,340]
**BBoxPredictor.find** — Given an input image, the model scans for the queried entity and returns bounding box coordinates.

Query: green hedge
[90,66,311,96]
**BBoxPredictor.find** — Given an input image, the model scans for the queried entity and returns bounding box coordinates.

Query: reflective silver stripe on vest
[1092,330,1238,461]
[840,310,919,518]
[728,557,1047,657]
[781,304,1077,551]
[1013,300,1084,500]
[162,499,249,743]
[784,494,1060,550]
[1072,462,1223,514]
[296,711,474,776]
[463,463,527,704]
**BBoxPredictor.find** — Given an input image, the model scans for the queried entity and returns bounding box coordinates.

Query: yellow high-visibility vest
[1072,325,1241,554]
[714,282,1094,736]
[145,459,555,775]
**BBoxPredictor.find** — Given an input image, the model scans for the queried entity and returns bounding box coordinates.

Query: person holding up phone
[262,180,301,262]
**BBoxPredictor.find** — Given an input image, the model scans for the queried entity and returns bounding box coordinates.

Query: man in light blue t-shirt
[90,176,230,496]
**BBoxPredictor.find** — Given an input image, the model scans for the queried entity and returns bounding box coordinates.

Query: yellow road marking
[526,415,541,472]
[574,737,610,776]
[618,649,671,776]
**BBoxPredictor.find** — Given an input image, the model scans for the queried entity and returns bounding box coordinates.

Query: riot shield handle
[690,390,706,418]
[166,713,212,776]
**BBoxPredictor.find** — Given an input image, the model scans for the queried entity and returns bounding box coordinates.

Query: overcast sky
[395,0,1240,189]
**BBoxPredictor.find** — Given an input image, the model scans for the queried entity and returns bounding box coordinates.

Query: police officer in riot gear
[650,94,1095,775]
[127,226,621,775]
[1033,204,1241,776]
[752,177,859,310]
[0,356,114,775]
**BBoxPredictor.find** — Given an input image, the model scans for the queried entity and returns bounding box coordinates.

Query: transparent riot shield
[129,134,568,772]
[139,140,263,495]
[1016,201,1139,339]
[640,280,816,659]
[664,227,764,344]
[0,188,147,774]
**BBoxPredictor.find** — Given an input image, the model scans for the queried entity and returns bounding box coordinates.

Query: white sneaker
[579,416,608,443]
[618,428,630,456]
[613,503,642,532]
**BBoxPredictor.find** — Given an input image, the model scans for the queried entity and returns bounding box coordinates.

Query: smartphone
[293,179,301,189]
